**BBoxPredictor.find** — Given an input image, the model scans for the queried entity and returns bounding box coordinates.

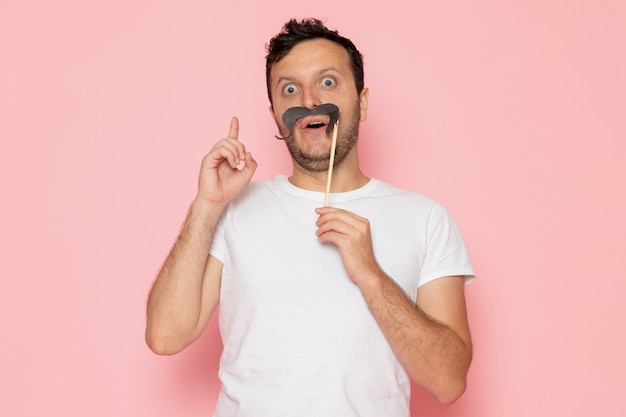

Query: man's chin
[290,153,331,172]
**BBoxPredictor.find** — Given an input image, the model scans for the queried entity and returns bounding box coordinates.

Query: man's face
[269,38,369,172]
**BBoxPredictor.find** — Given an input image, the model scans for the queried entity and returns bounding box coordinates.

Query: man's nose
[301,86,321,109]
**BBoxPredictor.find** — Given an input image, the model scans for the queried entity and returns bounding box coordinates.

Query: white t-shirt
[210,175,474,417]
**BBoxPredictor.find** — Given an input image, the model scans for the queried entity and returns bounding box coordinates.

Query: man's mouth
[274,103,340,140]
[300,116,330,131]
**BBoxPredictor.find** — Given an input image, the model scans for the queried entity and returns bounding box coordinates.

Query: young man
[146,18,475,416]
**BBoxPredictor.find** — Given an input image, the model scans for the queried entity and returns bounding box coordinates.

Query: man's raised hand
[196,117,257,206]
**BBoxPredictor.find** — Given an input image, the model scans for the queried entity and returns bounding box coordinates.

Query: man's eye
[283,84,298,95]
[322,77,336,87]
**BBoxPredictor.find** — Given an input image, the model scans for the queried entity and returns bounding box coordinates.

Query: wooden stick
[324,121,339,207]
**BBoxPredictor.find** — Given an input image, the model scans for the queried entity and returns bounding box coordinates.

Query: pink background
[2,1,625,416]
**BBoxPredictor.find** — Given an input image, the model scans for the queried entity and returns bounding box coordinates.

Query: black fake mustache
[274,103,340,140]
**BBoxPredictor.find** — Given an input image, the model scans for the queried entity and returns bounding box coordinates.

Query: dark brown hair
[265,18,364,104]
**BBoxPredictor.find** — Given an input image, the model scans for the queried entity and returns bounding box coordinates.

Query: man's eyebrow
[275,75,298,86]
[318,66,341,74]
[275,67,343,87]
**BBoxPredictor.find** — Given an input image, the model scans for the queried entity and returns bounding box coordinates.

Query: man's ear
[268,105,278,125]
[359,88,369,122]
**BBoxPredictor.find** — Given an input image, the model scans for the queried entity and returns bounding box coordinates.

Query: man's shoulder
[367,179,438,208]
[227,176,289,208]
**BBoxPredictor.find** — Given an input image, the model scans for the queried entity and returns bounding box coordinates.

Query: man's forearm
[145,199,225,354]
[358,272,472,405]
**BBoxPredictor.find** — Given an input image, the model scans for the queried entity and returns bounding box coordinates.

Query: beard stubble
[281,102,361,173]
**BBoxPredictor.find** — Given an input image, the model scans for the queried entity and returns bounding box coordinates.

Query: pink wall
[2,1,625,416]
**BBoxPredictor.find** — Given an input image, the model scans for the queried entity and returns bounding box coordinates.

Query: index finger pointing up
[228,116,239,140]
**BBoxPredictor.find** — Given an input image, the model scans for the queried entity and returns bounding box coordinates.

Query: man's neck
[288,156,370,193]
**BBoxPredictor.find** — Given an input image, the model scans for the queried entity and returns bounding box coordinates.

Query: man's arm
[315,207,472,405]
[360,273,471,405]
[145,117,257,355]
[145,202,225,355]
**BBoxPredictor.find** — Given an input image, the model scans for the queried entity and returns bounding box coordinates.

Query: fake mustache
[274,103,340,140]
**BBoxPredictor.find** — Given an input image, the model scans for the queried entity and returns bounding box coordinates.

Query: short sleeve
[209,210,227,264]
[418,202,475,287]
